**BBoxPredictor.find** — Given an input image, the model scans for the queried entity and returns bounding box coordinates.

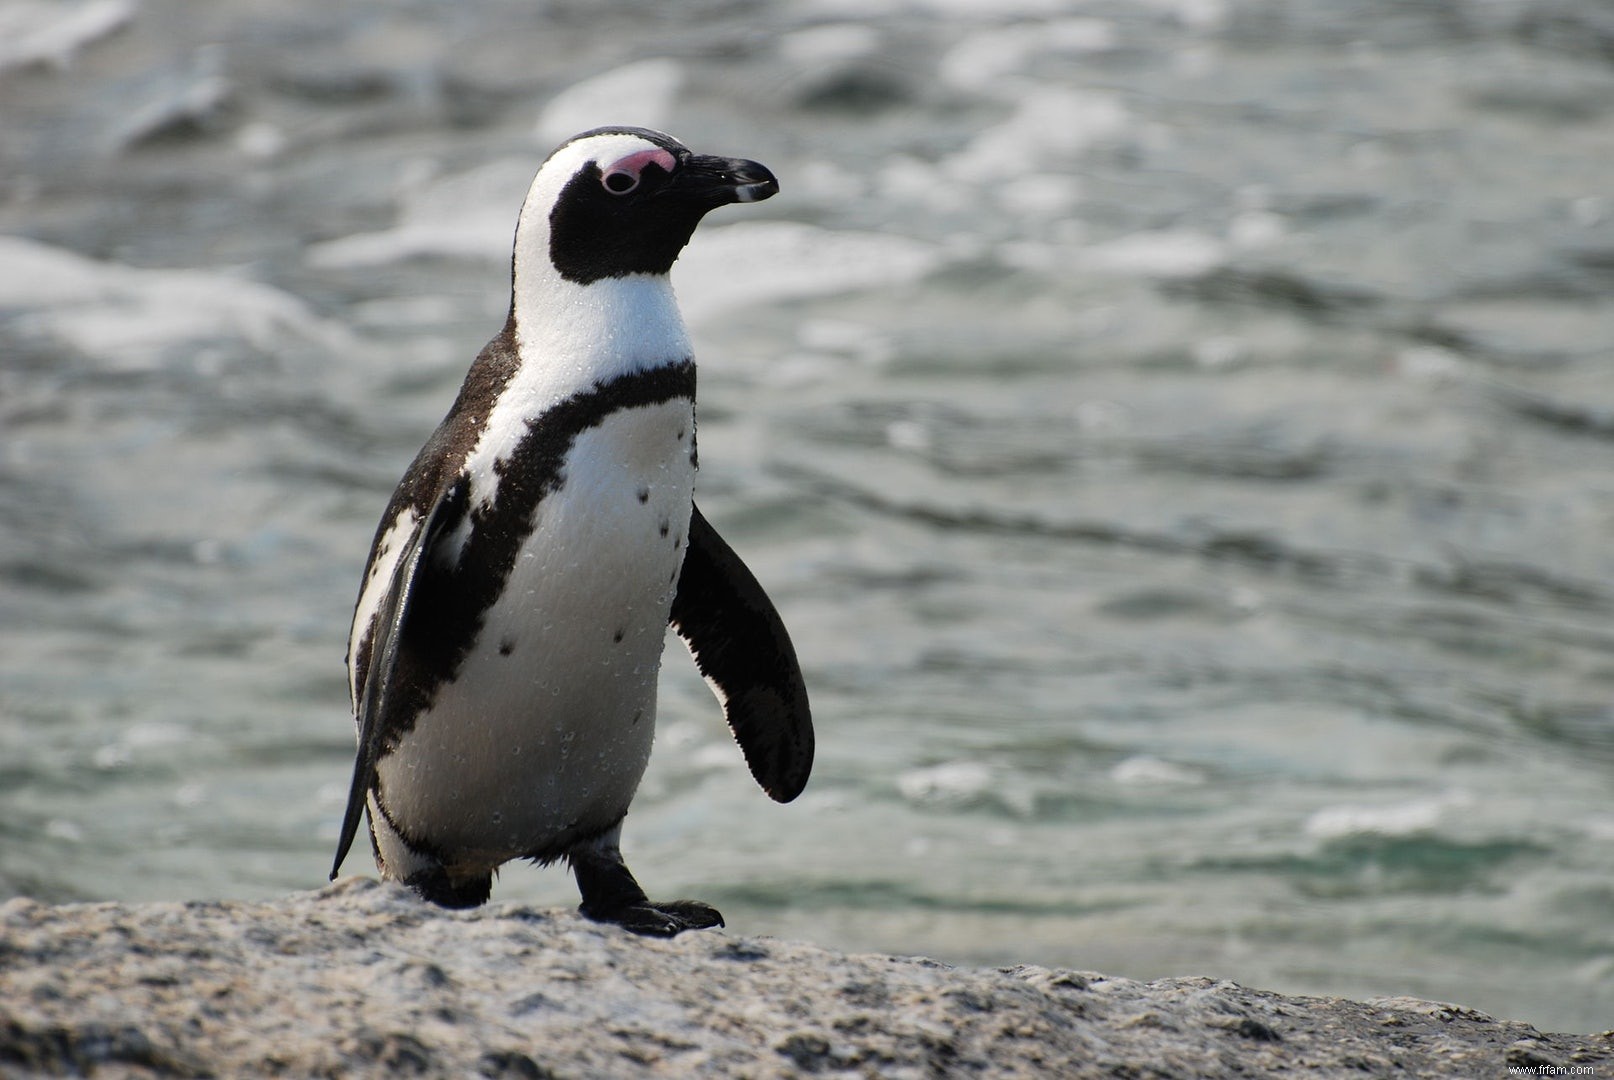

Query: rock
[0,879,1608,1078]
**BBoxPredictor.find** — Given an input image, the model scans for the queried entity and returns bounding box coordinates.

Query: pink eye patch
[600,148,678,194]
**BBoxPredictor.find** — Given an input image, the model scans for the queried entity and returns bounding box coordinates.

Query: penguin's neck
[510,254,694,410]
[454,256,695,531]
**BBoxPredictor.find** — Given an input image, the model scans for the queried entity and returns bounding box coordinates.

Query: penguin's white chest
[379,397,697,864]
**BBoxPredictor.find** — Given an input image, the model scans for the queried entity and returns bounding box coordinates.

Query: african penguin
[330,127,813,937]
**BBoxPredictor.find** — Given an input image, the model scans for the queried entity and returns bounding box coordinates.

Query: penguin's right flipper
[330,496,450,880]
[670,503,814,803]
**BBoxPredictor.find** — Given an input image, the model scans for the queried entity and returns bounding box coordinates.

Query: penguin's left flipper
[330,498,449,880]
[671,503,814,803]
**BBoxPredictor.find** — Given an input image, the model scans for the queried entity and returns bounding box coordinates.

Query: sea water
[2,0,1612,1033]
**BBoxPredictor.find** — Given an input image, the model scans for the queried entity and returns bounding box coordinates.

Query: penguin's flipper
[330,499,447,880]
[671,503,814,803]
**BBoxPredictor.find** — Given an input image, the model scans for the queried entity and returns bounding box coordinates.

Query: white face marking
[455,132,698,547]
[510,130,685,334]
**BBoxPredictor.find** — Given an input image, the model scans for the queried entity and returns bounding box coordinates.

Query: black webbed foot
[568,826,724,938]
[405,866,493,909]
[581,898,724,938]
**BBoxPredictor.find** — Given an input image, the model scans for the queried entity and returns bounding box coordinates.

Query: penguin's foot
[568,826,724,938]
[404,866,493,909]
[580,898,725,938]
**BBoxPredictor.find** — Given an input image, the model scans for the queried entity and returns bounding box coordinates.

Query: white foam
[1580,817,1614,842]
[1137,0,1229,31]
[1110,755,1206,787]
[885,419,932,453]
[999,173,1082,217]
[1395,345,1464,383]
[1304,791,1473,840]
[44,819,85,843]
[939,19,1117,92]
[690,743,744,770]
[110,69,231,150]
[1079,229,1225,278]
[1192,336,1244,369]
[305,158,533,269]
[0,234,122,308]
[674,220,943,323]
[56,271,326,362]
[0,0,133,73]
[173,782,208,808]
[798,317,895,365]
[1571,196,1606,227]
[788,163,859,208]
[534,58,684,149]
[1228,209,1286,249]
[897,761,995,804]
[947,87,1128,183]
[877,155,972,216]
[0,234,342,365]
[896,761,1036,817]
[235,121,288,161]
[778,23,883,68]
[802,0,1073,16]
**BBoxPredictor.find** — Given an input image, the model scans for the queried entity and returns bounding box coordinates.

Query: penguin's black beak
[675,154,779,208]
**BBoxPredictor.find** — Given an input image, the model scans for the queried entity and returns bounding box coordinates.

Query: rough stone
[1,879,1608,1078]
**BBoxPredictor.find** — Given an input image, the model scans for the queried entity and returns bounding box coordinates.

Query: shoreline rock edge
[2,879,1608,1078]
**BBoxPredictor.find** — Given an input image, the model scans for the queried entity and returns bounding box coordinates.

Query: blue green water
[2,0,1612,1033]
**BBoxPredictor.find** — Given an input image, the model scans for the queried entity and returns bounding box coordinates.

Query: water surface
[2,0,1612,1032]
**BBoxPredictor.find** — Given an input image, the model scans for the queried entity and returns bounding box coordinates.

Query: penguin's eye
[598,147,678,198]
[602,170,639,195]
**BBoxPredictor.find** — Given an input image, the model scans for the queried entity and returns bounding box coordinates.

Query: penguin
[329,127,813,937]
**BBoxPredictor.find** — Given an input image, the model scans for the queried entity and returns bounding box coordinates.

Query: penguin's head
[516,127,778,287]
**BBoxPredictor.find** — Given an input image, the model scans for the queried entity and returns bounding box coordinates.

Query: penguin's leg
[567,823,724,937]
[404,865,493,909]
[368,793,493,909]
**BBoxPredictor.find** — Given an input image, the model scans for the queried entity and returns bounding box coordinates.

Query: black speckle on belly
[613,628,625,644]
[636,486,649,504]
[499,638,516,657]
[658,520,670,538]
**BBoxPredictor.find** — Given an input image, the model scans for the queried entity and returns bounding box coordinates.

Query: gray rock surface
[1,879,1608,1078]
